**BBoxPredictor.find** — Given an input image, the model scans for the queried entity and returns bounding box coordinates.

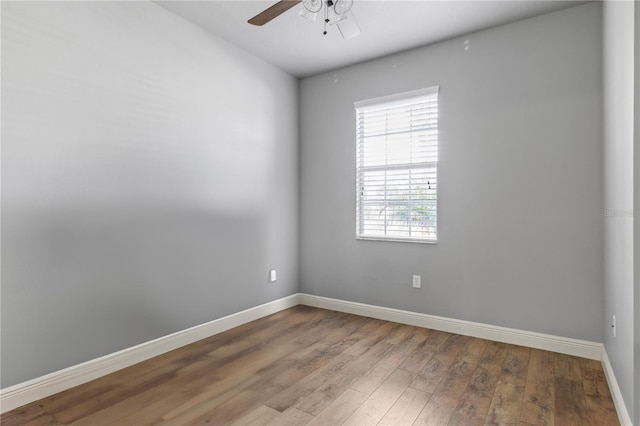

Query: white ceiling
[156,0,587,78]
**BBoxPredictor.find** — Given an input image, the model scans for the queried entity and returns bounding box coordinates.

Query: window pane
[355,87,438,242]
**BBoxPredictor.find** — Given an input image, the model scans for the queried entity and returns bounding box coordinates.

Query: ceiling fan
[248,0,361,39]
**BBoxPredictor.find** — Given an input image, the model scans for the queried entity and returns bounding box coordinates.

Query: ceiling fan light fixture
[303,0,322,13]
[327,5,348,25]
[247,0,360,39]
[333,0,353,15]
[299,8,318,23]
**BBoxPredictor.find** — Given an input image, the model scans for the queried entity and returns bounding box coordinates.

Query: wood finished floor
[2,306,619,426]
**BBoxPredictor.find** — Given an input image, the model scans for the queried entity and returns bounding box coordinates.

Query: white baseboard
[298,294,603,360]
[0,294,301,414]
[601,348,634,426]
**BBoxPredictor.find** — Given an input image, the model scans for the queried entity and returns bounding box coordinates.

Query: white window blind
[355,87,439,243]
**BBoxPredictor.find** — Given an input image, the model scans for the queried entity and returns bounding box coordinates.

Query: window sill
[356,236,438,244]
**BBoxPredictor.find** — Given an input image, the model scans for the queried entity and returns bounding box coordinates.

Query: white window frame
[355,86,439,243]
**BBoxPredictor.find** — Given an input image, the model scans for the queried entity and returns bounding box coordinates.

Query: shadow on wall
[0,206,268,387]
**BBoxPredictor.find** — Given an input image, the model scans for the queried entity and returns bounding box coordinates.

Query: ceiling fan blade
[248,0,302,26]
[337,11,360,39]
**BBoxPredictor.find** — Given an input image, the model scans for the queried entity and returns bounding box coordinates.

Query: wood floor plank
[156,382,245,425]
[478,341,510,373]
[578,357,602,372]
[554,377,589,425]
[413,338,486,426]
[343,368,414,425]
[485,380,526,425]
[83,390,196,426]
[265,353,356,412]
[69,389,179,426]
[10,415,58,426]
[448,350,507,426]
[32,305,329,424]
[231,405,281,426]
[165,326,358,424]
[501,345,532,386]
[448,340,510,426]
[183,385,283,426]
[0,307,620,426]
[306,388,368,426]
[447,367,496,426]
[88,340,326,426]
[342,321,400,357]
[485,345,531,425]
[154,306,325,371]
[457,337,489,365]
[378,386,431,426]
[260,335,358,389]
[553,353,590,425]
[399,329,450,373]
[350,330,427,395]
[0,404,56,426]
[292,341,395,415]
[385,323,418,345]
[267,407,314,426]
[553,352,582,382]
[176,306,319,363]
[580,363,619,425]
[580,360,612,398]
[409,334,469,394]
[173,312,373,425]
[520,349,554,426]
[52,361,184,424]
[153,311,342,424]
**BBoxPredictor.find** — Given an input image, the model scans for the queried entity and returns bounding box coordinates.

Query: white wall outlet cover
[269,270,277,282]
[612,315,616,337]
[412,275,421,288]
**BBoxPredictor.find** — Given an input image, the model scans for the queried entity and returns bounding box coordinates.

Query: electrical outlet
[612,315,616,337]
[412,275,421,289]
[269,269,277,283]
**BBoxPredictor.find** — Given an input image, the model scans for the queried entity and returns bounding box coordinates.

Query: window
[355,87,439,243]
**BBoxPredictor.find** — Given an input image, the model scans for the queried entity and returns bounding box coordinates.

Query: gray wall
[300,3,603,342]
[1,2,299,388]
[603,0,636,420]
